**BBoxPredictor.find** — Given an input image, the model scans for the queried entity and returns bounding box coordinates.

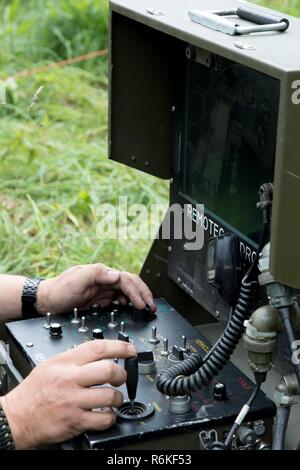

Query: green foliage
[0,0,109,75]
[0,1,168,277]
[255,0,300,16]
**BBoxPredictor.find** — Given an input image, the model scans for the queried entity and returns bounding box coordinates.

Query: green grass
[0,0,168,277]
[0,0,299,278]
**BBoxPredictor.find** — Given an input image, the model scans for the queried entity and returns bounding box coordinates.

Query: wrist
[0,394,32,449]
[36,279,53,315]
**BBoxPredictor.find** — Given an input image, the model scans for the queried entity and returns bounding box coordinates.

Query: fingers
[77,360,127,387]
[118,273,156,312]
[117,293,128,305]
[79,409,117,432]
[77,387,124,410]
[58,340,136,366]
[94,264,121,286]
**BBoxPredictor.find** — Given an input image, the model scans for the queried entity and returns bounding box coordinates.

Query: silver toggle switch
[43,312,51,329]
[71,307,80,325]
[78,316,89,333]
[149,326,160,344]
[108,311,118,329]
[181,335,190,353]
[161,338,171,357]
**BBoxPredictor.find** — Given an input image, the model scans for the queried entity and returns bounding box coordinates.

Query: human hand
[0,340,136,449]
[37,263,156,315]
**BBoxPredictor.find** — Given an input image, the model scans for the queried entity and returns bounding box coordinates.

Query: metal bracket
[189,6,289,36]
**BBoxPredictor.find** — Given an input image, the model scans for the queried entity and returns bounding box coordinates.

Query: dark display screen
[182,58,280,243]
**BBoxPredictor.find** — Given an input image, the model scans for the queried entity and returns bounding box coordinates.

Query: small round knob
[50,323,62,338]
[132,304,156,322]
[213,382,227,401]
[92,328,104,340]
[91,304,101,316]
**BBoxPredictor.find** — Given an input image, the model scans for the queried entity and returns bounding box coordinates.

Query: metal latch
[189,6,289,36]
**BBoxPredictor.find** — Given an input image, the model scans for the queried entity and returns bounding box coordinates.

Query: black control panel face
[6,299,274,449]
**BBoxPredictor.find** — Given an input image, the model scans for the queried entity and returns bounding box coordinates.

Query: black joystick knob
[132,304,156,323]
[125,357,139,413]
[92,328,104,340]
[49,323,62,338]
[213,382,227,401]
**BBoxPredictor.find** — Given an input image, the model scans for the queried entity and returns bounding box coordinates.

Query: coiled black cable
[156,277,257,396]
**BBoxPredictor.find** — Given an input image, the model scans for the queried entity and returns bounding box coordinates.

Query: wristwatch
[21,278,44,319]
[0,404,15,450]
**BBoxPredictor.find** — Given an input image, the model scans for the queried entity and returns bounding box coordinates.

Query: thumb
[95,265,120,286]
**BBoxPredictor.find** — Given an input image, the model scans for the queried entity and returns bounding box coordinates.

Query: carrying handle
[237,6,289,30]
[189,6,290,36]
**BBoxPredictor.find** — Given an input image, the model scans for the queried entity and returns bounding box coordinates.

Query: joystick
[117,356,155,421]
[125,356,139,414]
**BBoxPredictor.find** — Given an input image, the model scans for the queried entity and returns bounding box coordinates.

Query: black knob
[92,328,104,340]
[90,304,101,316]
[213,382,227,401]
[49,323,62,338]
[137,351,154,364]
[132,304,156,322]
[118,331,129,342]
[124,357,139,402]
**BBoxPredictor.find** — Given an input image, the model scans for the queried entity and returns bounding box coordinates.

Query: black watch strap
[0,404,15,450]
[21,278,44,319]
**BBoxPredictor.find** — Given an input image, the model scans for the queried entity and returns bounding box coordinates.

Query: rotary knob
[213,382,227,401]
[49,323,62,338]
[132,304,156,322]
[92,328,104,340]
[138,351,156,375]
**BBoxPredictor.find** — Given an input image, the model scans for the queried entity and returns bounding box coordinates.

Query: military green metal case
[109,0,300,308]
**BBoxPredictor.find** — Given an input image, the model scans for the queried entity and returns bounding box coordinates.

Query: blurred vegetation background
[0,0,299,278]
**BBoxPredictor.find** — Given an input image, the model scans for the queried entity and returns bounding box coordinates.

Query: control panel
[5,299,275,449]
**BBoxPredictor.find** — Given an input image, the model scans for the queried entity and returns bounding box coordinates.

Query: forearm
[0,275,27,321]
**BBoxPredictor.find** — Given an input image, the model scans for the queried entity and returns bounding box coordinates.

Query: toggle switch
[71,308,80,325]
[168,344,187,363]
[148,326,160,344]
[43,312,51,329]
[78,316,89,333]
[108,312,118,329]
[161,338,171,357]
